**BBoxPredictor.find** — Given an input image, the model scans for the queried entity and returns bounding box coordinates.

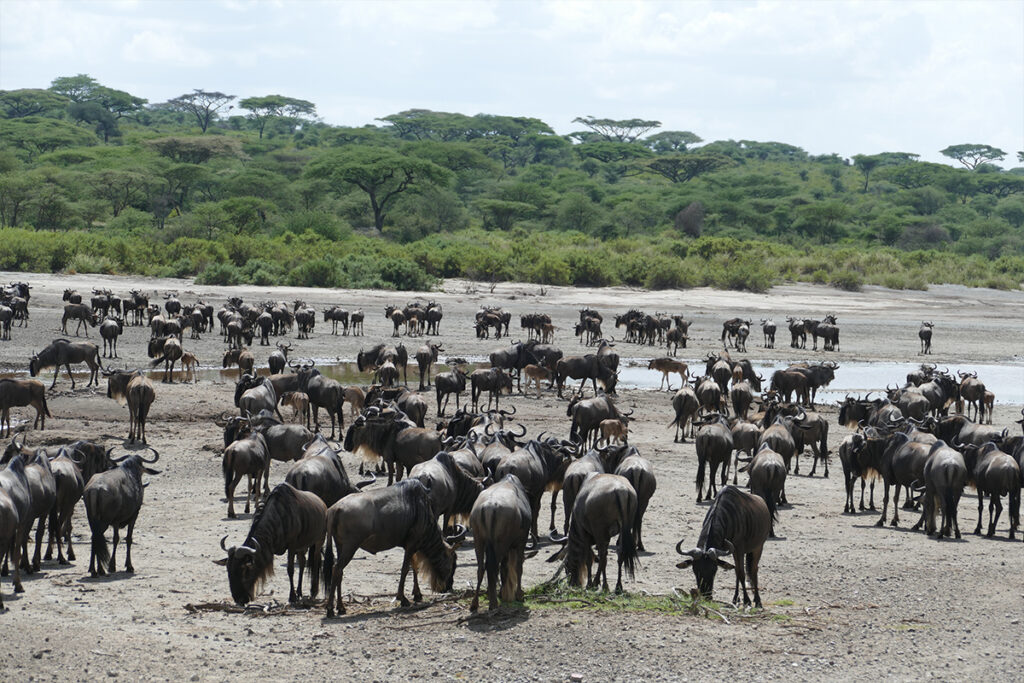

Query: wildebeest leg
[109,526,120,573]
[470,542,486,612]
[31,514,46,572]
[396,548,414,607]
[549,490,559,531]
[902,485,916,510]
[891,486,901,526]
[975,492,986,535]
[65,516,75,562]
[326,544,357,618]
[124,516,138,573]
[287,551,297,603]
[44,507,57,561]
[876,483,890,527]
[988,495,1001,538]
[226,471,243,518]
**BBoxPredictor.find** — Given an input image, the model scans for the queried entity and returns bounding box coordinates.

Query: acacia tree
[639,153,730,184]
[643,130,702,153]
[0,89,69,118]
[165,90,236,133]
[940,144,1006,170]
[305,146,451,231]
[853,152,918,192]
[238,95,317,138]
[572,116,661,143]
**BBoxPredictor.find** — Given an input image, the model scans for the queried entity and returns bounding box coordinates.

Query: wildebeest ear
[716,558,735,570]
[212,558,228,566]
[675,559,693,569]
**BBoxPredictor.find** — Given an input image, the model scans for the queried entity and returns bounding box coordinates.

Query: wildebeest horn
[621,407,634,417]
[445,524,467,543]
[511,423,527,437]
[236,543,256,557]
[220,535,229,552]
[140,447,159,464]
[536,431,547,441]
[498,405,517,416]
[675,540,699,557]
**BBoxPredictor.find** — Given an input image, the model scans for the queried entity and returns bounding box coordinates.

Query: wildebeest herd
[1,283,1022,620]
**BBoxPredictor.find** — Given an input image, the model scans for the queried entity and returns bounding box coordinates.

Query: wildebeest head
[215,535,266,605]
[675,539,734,598]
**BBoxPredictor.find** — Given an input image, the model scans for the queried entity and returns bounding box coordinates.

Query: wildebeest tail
[308,544,321,598]
[42,393,52,418]
[321,532,335,591]
[91,524,110,569]
[616,493,637,581]
[222,449,233,499]
[150,354,170,367]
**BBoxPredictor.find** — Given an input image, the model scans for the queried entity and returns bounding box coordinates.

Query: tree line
[1,74,1022,292]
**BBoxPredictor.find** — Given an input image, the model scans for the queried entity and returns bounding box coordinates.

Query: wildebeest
[415,342,443,391]
[918,322,934,355]
[323,479,466,617]
[61,303,98,336]
[522,364,551,399]
[435,366,467,417]
[695,413,735,502]
[740,444,786,537]
[408,451,485,531]
[555,354,617,398]
[912,441,967,539]
[0,444,55,573]
[669,385,700,443]
[875,432,933,528]
[597,418,628,446]
[0,378,50,437]
[612,449,656,552]
[470,368,513,412]
[285,434,374,508]
[268,342,292,375]
[568,392,632,450]
[785,317,806,349]
[99,316,123,358]
[84,448,160,577]
[648,358,688,391]
[785,361,837,408]
[757,411,798,504]
[961,442,1021,539]
[495,437,575,546]
[30,339,102,389]
[216,483,327,605]
[957,371,986,423]
[324,306,349,335]
[549,473,638,593]
[343,408,441,485]
[469,473,532,612]
[0,486,20,606]
[236,375,280,420]
[222,421,269,518]
[695,376,724,416]
[296,362,346,439]
[148,335,183,383]
[280,391,310,427]
[760,319,776,348]
[223,347,255,379]
[837,433,878,514]
[675,485,771,607]
[105,369,156,444]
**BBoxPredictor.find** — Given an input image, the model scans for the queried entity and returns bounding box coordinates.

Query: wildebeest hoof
[874,519,884,527]
[399,596,411,607]
[15,584,24,593]
[890,520,899,527]
[125,564,134,573]
[59,558,69,566]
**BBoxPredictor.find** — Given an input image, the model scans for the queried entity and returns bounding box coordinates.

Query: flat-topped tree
[165,90,236,133]
[940,144,1007,170]
[572,116,661,144]
[239,95,317,139]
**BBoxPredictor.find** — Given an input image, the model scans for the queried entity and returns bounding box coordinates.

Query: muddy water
[5,358,1022,404]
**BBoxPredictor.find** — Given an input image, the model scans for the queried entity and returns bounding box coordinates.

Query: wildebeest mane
[402,480,453,593]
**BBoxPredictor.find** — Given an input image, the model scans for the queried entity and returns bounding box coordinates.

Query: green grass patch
[511,583,738,621]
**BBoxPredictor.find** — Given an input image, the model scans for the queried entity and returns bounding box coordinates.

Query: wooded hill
[1,76,1022,292]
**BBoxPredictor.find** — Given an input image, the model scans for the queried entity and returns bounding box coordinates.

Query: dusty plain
[1,271,1023,682]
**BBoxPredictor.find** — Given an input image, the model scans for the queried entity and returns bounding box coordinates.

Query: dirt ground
[1,271,1023,682]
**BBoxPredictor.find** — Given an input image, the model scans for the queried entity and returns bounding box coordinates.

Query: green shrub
[66,252,116,275]
[196,262,242,285]
[829,269,863,291]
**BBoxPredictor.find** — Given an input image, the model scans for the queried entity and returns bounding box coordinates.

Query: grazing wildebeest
[675,485,771,607]
[961,441,1021,539]
[568,392,632,450]
[669,385,700,443]
[0,378,50,437]
[555,354,617,399]
[84,448,160,577]
[99,316,123,358]
[918,322,934,355]
[105,369,156,444]
[549,473,638,593]
[215,483,327,605]
[323,479,466,617]
[740,443,786,537]
[61,303,98,336]
[469,473,532,612]
[30,339,102,389]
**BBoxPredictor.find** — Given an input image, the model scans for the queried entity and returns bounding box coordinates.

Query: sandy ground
[1,271,1023,682]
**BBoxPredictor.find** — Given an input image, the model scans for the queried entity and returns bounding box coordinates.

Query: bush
[66,252,116,275]
[196,262,242,285]
[829,268,863,291]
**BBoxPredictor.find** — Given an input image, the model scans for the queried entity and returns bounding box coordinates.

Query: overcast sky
[1,0,1021,165]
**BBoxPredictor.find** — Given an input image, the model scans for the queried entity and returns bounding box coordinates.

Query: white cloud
[121,29,213,68]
